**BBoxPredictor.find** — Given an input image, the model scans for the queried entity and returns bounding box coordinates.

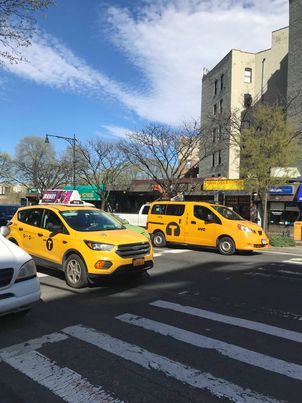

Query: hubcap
[221,241,232,252]
[66,259,81,284]
[154,235,163,246]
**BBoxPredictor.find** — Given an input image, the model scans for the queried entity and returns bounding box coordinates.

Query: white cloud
[102,125,131,139]
[104,0,289,124]
[1,0,289,126]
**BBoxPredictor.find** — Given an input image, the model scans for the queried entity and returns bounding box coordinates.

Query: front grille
[0,268,14,287]
[258,230,263,235]
[116,242,151,258]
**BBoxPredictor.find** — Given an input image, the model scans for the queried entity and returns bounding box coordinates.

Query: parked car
[117,204,150,227]
[110,213,150,239]
[0,204,20,227]
[0,226,41,316]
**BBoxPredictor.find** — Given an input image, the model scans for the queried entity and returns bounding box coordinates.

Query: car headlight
[237,224,255,233]
[84,241,114,251]
[16,259,37,281]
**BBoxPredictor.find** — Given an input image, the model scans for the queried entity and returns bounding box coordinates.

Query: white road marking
[4,350,121,403]
[0,332,68,362]
[282,258,302,266]
[154,248,190,257]
[117,314,302,381]
[261,250,302,257]
[37,272,49,278]
[63,324,279,403]
[150,300,302,344]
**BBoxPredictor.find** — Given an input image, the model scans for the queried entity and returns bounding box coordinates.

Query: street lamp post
[45,133,77,189]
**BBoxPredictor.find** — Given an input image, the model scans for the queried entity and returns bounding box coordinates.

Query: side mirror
[0,226,10,237]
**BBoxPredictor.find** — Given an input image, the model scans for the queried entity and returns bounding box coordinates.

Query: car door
[185,204,221,247]
[16,208,44,256]
[40,209,69,266]
[164,204,186,243]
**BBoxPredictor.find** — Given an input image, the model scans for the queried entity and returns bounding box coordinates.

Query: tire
[64,254,88,288]
[217,236,236,255]
[152,231,166,247]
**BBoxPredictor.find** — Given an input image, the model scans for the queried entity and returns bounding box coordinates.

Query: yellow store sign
[203,179,244,190]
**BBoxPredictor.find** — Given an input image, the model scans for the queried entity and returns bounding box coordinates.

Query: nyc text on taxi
[148,201,269,255]
[8,201,153,288]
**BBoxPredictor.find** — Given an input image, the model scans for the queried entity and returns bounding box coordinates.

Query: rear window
[151,204,167,215]
[141,205,150,215]
[166,204,185,216]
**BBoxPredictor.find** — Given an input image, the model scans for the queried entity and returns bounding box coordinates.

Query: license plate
[133,258,145,267]
[261,239,267,245]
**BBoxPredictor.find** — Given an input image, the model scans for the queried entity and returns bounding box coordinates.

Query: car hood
[0,235,32,270]
[78,229,150,244]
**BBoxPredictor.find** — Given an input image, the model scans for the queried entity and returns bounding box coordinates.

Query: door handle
[18,227,23,231]
[63,240,67,244]
[179,219,181,224]
[37,233,43,237]
[191,220,196,224]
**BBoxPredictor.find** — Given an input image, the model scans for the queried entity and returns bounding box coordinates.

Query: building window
[218,125,222,140]
[213,103,217,115]
[212,128,216,143]
[218,150,222,165]
[244,68,252,83]
[219,99,223,113]
[212,153,215,167]
[214,79,218,96]
[244,93,252,108]
[220,73,224,91]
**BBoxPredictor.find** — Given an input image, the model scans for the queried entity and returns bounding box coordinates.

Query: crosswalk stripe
[0,332,68,362]
[150,300,302,343]
[282,259,302,266]
[117,313,302,381]
[63,324,278,403]
[4,350,121,403]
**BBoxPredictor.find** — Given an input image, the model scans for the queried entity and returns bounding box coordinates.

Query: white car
[0,226,41,316]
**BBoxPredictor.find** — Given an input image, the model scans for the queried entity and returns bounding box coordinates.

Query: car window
[166,204,185,216]
[18,208,43,227]
[42,210,66,233]
[141,205,150,215]
[194,205,220,223]
[60,210,124,232]
[151,204,167,215]
[213,205,244,221]
[0,205,19,217]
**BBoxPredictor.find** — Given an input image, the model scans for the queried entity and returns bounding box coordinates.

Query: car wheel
[152,231,166,247]
[64,254,88,289]
[218,236,236,255]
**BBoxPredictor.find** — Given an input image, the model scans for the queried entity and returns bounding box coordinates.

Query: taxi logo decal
[46,238,53,251]
[166,222,180,237]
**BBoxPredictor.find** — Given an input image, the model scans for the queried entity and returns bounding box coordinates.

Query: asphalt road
[1,245,302,403]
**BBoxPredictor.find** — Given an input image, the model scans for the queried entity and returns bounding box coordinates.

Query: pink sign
[41,190,73,204]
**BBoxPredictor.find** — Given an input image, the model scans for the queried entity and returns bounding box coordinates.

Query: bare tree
[14,136,72,195]
[0,0,54,65]
[77,139,128,210]
[119,123,201,199]
[0,151,13,182]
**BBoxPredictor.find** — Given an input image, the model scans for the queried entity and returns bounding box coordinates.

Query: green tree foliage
[239,104,298,230]
[0,0,54,64]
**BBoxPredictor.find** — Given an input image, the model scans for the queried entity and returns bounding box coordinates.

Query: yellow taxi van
[7,191,153,288]
[148,201,269,255]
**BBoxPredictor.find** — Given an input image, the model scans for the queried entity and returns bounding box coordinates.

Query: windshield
[60,210,124,232]
[213,206,244,221]
[0,205,19,217]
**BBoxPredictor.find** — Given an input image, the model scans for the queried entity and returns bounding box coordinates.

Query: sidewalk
[267,242,302,255]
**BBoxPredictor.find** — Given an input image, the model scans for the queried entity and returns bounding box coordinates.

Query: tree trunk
[262,190,268,233]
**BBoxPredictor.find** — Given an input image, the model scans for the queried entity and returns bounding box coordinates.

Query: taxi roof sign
[40,190,95,206]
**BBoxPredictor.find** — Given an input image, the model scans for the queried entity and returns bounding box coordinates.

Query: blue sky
[0,0,288,156]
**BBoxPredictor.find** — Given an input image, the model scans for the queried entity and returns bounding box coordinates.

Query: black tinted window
[151,204,166,215]
[194,205,220,223]
[0,205,19,218]
[141,205,150,215]
[166,204,185,216]
[18,208,43,227]
[43,210,65,233]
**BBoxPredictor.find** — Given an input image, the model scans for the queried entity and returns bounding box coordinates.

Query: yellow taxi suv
[7,203,153,288]
[148,201,269,255]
